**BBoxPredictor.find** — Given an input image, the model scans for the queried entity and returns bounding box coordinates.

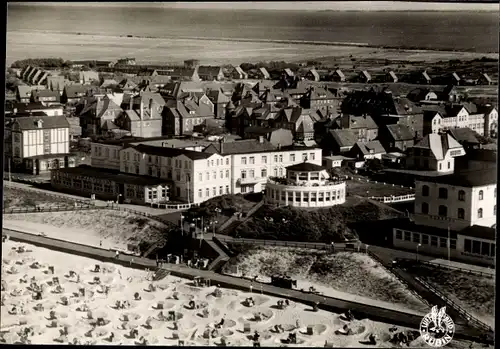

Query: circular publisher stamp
[420,306,455,347]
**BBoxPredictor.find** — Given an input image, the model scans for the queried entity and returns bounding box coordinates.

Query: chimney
[219,137,224,154]
[258,135,264,143]
[277,143,281,150]
[129,96,133,110]
[149,98,153,119]
[140,99,144,120]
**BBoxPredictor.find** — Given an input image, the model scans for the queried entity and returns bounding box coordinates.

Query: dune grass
[3,187,74,209]
[408,265,494,322]
[3,209,172,248]
[223,246,427,312]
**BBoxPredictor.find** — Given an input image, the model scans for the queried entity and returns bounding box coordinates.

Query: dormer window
[36,120,43,128]
[189,111,196,115]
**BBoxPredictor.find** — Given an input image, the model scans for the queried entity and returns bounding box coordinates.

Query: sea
[6,4,499,53]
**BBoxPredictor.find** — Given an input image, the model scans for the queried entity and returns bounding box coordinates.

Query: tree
[365,158,384,173]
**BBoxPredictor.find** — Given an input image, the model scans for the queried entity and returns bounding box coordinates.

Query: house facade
[405,133,465,173]
[116,93,165,138]
[5,115,73,174]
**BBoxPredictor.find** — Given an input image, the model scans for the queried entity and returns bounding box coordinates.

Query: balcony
[237,177,264,185]
[267,176,344,187]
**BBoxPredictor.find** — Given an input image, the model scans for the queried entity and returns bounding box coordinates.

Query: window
[450,239,456,249]
[216,159,219,166]
[422,235,429,245]
[206,188,210,197]
[404,231,411,241]
[206,172,210,180]
[279,155,283,162]
[421,202,429,214]
[207,160,210,167]
[226,158,229,165]
[213,187,216,196]
[220,171,223,179]
[212,171,216,180]
[438,205,447,217]
[274,155,278,162]
[262,156,267,164]
[225,170,229,178]
[412,233,420,243]
[279,168,283,176]
[395,230,402,240]
[447,161,450,169]
[431,236,438,247]
[261,169,267,178]
[176,171,181,181]
[135,165,139,174]
[481,242,490,256]
[148,167,153,176]
[438,188,448,199]
[302,153,307,161]
[458,190,465,201]
[422,185,429,197]
[225,185,229,194]
[494,205,497,216]
[249,157,255,164]
[290,154,295,162]
[491,244,495,257]
[199,173,203,182]
[439,163,442,170]
[479,190,483,200]
[219,186,223,195]
[457,208,465,219]
[464,239,472,253]
[477,208,483,218]
[148,156,152,163]
[241,157,247,165]
[439,237,447,248]
[274,168,278,176]
[310,153,315,160]
[241,170,247,179]
[472,241,481,254]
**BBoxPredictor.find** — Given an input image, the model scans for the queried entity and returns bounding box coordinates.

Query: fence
[216,236,363,251]
[3,203,95,214]
[367,250,431,309]
[415,277,493,333]
[417,260,494,278]
[369,194,415,203]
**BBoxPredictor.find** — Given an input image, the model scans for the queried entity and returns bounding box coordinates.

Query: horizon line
[9,2,499,12]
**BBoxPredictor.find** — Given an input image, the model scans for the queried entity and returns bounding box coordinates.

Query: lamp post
[365,244,369,254]
[416,243,422,262]
[180,215,185,236]
[214,208,221,237]
[212,220,218,238]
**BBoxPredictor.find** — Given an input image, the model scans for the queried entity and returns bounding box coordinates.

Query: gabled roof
[361,71,371,80]
[329,129,358,148]
[32,89,60,100]
[308,69,320,80]
[385,124,414,141]
[197,66,222,76]
[481,73,492,83]
[413,133,463,160]
[17,85,32,99]
[422,71,431,81]
[448,128,481,145]
[132,144,213,160]
[207,88,231,104]
[139,91,166,107]
[204,139,276,155]
[235,66,247,77]
[335,69,345,80]
[258,67,270,79]
[125,110,141,121]
[286,162,324,172]
[355,141,386,155]
[13,114,69,130]
[64,84,88,98]
[284,68,294,77]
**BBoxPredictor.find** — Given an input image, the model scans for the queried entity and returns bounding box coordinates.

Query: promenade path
[2,227,490,344]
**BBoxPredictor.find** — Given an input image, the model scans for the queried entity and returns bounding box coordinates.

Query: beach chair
[244,323,251,333]
[307,325,314,335]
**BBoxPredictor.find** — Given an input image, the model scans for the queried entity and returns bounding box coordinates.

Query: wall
[192,154,231,204]
[414,180,496,230]
[230,148,323,195]
[91,142,122,170]
[22,127,69,158]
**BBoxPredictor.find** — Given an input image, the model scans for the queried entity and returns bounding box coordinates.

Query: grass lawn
[346,178,414,198]
[2,209,174,251]
[222,246,428,313]
[407,265,495,326]
[3,187,75,209]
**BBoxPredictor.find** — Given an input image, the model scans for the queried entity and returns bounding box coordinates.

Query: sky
[12,1,499,11]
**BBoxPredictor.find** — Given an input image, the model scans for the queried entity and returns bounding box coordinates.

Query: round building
[265,162,346,208]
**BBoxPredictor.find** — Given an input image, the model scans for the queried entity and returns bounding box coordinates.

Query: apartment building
[204,138,322,194]
[392,168,496,266]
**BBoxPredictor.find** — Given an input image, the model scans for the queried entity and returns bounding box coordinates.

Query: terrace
[268,176,345,188]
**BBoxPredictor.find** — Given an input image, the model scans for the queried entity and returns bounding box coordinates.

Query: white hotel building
[392,168,497,266]
[58,137,324,205]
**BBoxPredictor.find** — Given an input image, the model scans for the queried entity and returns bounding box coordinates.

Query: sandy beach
[1,240,428,347]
